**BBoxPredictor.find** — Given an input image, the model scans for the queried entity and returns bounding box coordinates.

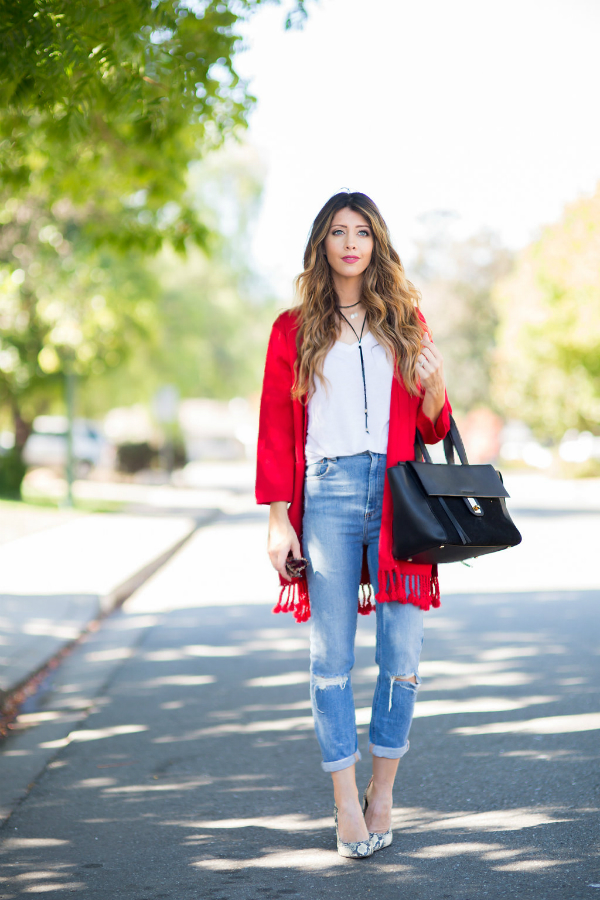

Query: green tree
[0,0,309,249]
[492,186,600,440]
[79,144,277,412]
[0,187,160,436]
[0,0,309,492]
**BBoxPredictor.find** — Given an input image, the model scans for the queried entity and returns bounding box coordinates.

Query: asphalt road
[0,495,599,899]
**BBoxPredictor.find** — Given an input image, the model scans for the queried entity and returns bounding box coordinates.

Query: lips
[342,256,359,263]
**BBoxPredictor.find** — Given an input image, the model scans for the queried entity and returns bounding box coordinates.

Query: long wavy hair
[292,191,425,401]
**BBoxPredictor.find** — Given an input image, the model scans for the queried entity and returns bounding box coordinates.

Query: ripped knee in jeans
[312,674,348,713]
[313,674,348,690]
[388,673,419,711]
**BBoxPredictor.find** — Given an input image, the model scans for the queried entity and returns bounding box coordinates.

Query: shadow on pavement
[0,589,598,898]
[0,593,100,700]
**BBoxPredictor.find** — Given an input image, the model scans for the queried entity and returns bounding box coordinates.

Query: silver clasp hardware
[464,496,483,516]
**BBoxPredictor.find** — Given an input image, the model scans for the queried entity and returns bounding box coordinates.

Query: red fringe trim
[273,578,311,623]
[358,581,376,616]
[273,565,440,622]
[376,563,441,611]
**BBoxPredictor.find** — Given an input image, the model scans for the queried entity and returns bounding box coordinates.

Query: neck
[331,271,363,307]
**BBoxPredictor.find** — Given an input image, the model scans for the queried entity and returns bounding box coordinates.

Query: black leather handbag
[387,416,522,564]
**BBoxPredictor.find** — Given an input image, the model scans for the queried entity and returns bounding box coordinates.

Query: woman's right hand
[268,501,301,581]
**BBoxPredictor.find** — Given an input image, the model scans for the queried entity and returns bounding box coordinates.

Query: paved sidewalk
[0,512,198,702]
[0,502,80,546]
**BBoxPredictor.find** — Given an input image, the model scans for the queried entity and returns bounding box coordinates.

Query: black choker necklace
[338,300,361,309]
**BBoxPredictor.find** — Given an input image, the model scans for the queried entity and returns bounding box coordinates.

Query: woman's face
[323,207,374,279]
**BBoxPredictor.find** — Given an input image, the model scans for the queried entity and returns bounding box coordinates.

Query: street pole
[65,366,75,508]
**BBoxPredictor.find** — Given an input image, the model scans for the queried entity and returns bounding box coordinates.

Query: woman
[255,191,451,858]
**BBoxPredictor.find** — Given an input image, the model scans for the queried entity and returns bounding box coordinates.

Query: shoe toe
[337,839,373,859]
[369,830,393,852]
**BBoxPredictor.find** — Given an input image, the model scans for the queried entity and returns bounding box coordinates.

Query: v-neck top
[305,330,394,463]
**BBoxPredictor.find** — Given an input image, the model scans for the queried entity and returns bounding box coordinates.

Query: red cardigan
[255,308,452,623]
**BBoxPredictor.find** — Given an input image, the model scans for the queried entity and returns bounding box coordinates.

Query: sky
[235,0,600,299]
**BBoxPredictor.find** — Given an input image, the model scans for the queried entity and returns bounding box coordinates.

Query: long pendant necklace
[338,309,369,433]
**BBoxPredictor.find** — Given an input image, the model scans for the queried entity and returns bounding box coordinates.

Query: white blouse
[305,331,394,463]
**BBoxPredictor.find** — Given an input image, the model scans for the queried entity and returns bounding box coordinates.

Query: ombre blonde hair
[293,191,425,401]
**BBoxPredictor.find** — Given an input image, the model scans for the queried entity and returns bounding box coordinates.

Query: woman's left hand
[417,335,445,397]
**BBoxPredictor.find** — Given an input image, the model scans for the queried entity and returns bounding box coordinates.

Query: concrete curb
[97,523,200,615]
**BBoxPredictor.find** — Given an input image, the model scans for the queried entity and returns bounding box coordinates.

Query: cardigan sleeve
[416,391,452,444]
[255,315,296,505]
[415,307,452,444]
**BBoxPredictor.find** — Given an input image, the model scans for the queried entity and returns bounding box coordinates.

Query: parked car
[23,416,108,472]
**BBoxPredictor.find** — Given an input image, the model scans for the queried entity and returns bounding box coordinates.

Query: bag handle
[443,416,469,465]
[415,415,469,466]
[415,430,433,463]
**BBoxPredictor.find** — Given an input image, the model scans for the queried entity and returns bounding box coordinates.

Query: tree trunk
[12,404,32,450]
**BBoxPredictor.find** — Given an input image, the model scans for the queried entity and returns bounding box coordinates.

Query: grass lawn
[0,494,124,515]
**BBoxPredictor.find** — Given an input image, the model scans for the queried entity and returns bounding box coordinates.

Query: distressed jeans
[303,451,424,773]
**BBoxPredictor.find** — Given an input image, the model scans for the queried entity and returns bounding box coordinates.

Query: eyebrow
[331,222,371,229]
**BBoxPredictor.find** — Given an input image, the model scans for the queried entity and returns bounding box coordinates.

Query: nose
[345,236,356,250]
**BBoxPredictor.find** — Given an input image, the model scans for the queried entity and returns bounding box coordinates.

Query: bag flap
[407,461,510,499]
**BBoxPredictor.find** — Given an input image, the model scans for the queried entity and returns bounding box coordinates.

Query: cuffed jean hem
[369,740,410,760]
[321,750,362,773]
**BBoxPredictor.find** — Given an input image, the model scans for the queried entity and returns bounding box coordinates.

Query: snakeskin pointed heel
[362,778,393,852]
[333,805,373,859]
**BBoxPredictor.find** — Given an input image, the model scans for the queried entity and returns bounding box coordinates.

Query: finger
[426,342,442,363]
[269,549,284,577]
[421,336,442,363]
[277,550,292,581]
[269,546,290,580]
[420,347,438,367]
[419,362,436,385]
[425,348,443,370]
[291,535,301,559]
[424,340,443,365]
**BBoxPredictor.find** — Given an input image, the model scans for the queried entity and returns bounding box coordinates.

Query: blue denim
[303,451,424,773]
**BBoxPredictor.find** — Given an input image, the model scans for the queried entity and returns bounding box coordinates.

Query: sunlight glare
[142,675,216,686]
[453,712,600,736]
[245,672,310,687]
[192,848,345,870]
[410,842,505,858]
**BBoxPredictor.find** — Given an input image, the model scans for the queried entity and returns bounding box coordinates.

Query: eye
[358,229,370,236]
[332,229,344,236]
